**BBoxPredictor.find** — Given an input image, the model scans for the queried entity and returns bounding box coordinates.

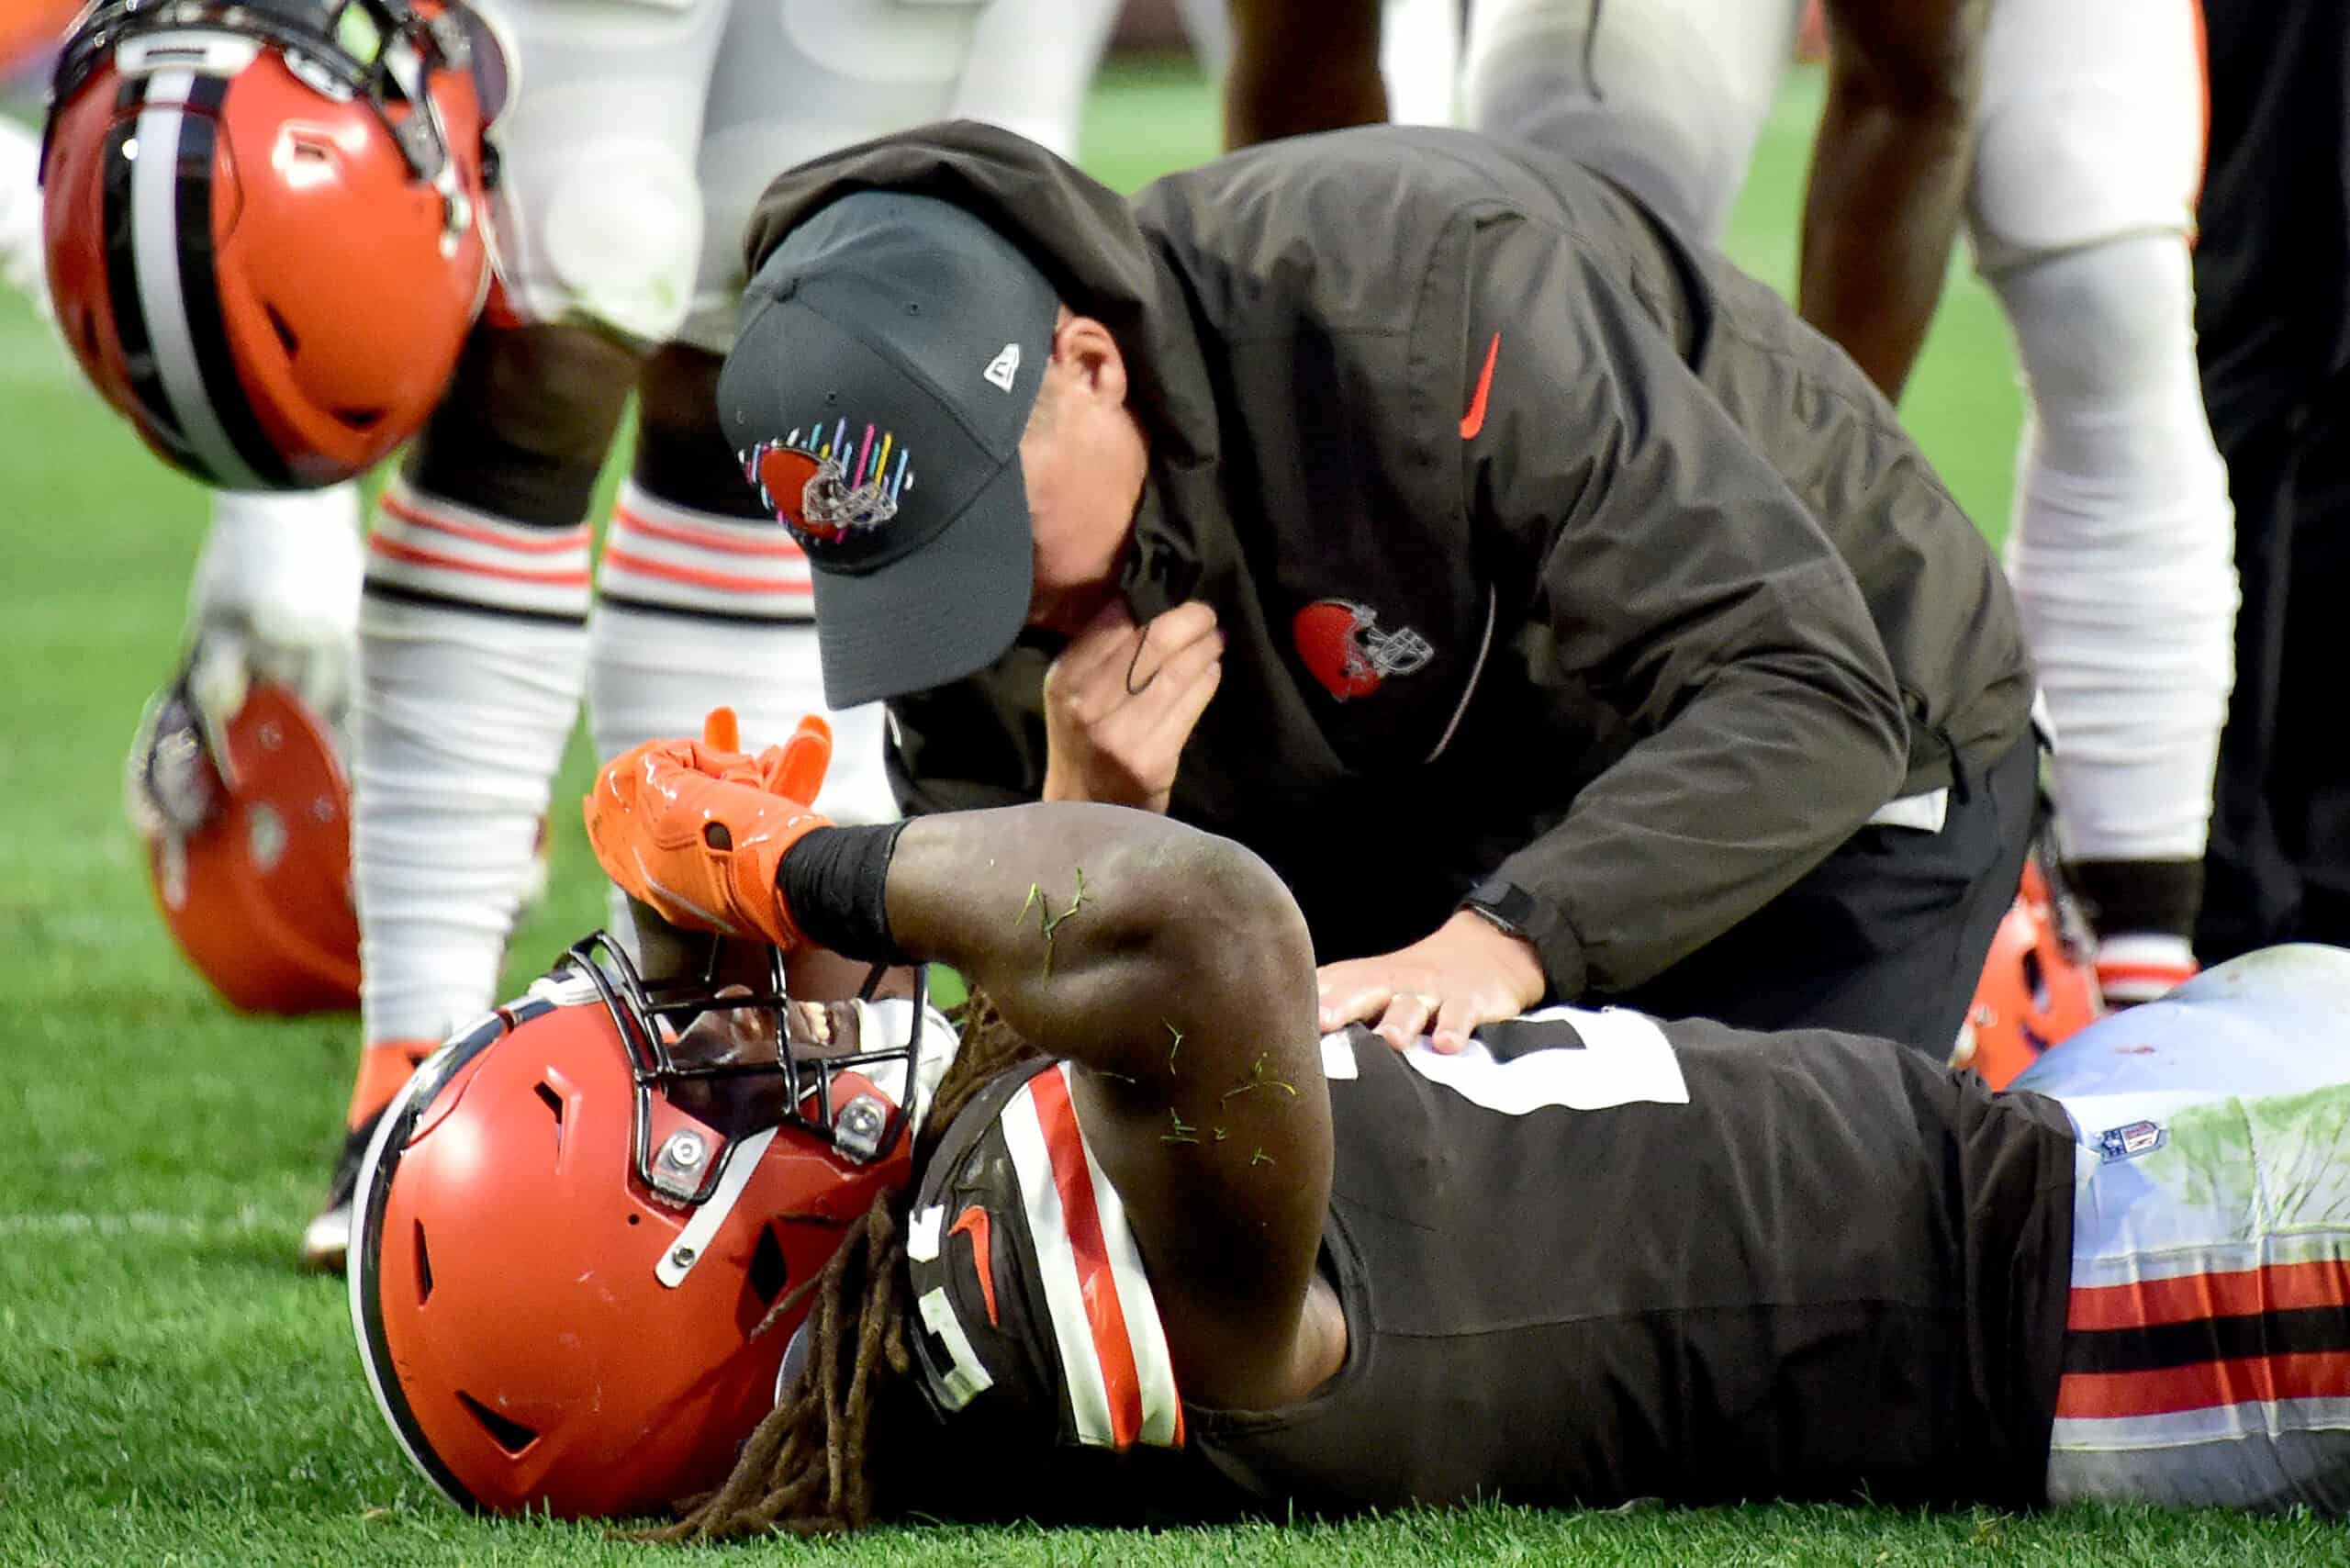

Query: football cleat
[1953,855,2104,1090]
[350,936,951,1517]
[129,661,360,1014]
[39,0,508,488]
[301,1107,388,1273]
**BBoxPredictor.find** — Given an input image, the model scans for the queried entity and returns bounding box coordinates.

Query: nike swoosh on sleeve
[1460,331,1500,440]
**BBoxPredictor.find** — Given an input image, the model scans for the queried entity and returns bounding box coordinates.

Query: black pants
[2198,386,2350,963]
[1610,732,2040,1055]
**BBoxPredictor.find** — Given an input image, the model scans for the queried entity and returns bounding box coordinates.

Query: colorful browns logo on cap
[1292,599,1433,702]
[741,418,914,548]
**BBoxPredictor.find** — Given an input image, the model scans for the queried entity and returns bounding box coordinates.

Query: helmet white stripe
[129,69,267,491]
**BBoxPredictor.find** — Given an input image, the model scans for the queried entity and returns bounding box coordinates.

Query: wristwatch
[1460,877,1539,941]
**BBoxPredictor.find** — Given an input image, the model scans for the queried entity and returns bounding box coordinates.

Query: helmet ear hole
[747,1226,790,1308]
[455,1391,540,1457]
[2021,947,2049,1014]
[414,1220,435,1305]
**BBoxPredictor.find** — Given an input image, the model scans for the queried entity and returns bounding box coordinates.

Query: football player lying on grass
[351,712,2350,1535]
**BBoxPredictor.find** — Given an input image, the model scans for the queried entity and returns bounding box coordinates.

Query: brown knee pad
[632,342,767,520]
[400,324,642,525]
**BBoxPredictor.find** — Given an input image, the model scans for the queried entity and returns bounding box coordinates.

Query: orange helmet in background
[1,0,81,77]
[130,675,361,1013]
[1953,855,2104,1091]
[352,937,941,1518]
[39,0,508,488]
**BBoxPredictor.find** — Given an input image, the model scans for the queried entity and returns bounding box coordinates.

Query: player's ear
[1055,313,1128,409]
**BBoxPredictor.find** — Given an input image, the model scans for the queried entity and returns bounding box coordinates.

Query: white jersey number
[1321,1005,1689,1114]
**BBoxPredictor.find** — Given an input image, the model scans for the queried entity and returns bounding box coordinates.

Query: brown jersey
[900,1008,2078,1520]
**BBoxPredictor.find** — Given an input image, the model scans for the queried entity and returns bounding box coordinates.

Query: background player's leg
[587,344,894,841]
[2040,1047,2350,1515]
[2195,417,2305,962]
[1378,0,1464,127]
[319,322,635,1269]
[310,0,743,1270]
[1986,238,2235,1000]
[182,485,364,730]
[1968,0,2230,1005]
[1461,0,1802,242]
[2259,408,2350,949]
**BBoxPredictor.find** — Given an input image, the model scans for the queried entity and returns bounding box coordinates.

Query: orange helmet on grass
[351,935,945,1518]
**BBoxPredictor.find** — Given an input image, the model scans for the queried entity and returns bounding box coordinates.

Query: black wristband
[1460,877,1540,939]
[777,822,911,963]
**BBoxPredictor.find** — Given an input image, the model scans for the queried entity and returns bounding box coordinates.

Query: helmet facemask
[558,931,939,1205]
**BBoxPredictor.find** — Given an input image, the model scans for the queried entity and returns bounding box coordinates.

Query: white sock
[353,477,590,1046]
[591,479,893,816]
[1382,0,1463,126]
[1993,235,2238,865]
[590,479,895,936]
[188,486,364,718]
[2,115,46,301]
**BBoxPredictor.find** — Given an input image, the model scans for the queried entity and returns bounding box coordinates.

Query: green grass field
[0,56,2334,1568]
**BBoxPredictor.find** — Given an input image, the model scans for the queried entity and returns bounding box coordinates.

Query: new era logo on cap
[984,343,1021,392]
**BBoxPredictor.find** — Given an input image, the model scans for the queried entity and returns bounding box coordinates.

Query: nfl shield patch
[2096,1119,2168,1163]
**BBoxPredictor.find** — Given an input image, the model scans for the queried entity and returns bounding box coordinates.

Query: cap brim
[810,455,1033,708]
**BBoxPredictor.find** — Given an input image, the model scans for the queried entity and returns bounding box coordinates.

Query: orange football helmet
[130,673,361,1014]
[1953,855,2104,1091]
[39,0,507,488]
[351,935,937,1518]
[1,0,80,78]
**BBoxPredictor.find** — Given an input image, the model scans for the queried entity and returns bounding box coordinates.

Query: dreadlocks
[648,989,1043,1541]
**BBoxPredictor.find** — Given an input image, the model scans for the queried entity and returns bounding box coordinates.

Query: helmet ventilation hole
[533,1081,565,1158]
[455,1391,539,1456]
[747,1226,790,1308]
[263,304,298,356]
[2022,948,2050,1013]
[414,1221,433,1305]
[333,408,387,431]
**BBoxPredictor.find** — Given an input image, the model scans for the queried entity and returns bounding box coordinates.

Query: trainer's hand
[1316,911,1546,1055]
[584,709,834,949]
[1042,599,1224,814]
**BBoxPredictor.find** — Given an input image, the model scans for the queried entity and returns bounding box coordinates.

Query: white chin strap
[853,996,961,1140]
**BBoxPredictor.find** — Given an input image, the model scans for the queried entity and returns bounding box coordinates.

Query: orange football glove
[584,709,834,949]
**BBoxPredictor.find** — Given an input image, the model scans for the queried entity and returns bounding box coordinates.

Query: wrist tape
[777,822,910,962]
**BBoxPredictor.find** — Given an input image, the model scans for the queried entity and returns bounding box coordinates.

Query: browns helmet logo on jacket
[1292,599,1433,701]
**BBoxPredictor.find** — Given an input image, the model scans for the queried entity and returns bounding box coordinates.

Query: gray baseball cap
[719,192,1060,708]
